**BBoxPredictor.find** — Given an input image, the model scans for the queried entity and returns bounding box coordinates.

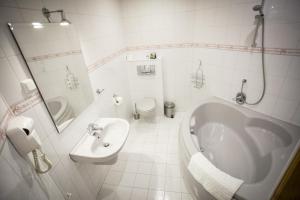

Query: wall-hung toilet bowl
[136,98,156,118]
[46,96,74,126]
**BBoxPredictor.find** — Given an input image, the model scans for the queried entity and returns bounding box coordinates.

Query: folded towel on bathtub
[188,152,243,200]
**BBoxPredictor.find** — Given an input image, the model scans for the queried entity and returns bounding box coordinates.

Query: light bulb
[32,22,43,29]
[60,19,70,26]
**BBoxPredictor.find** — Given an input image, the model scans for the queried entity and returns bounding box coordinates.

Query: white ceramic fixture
[136,97,156,117]
[69,118,129,164]
[46,96,74,126]
[180,97,300,200]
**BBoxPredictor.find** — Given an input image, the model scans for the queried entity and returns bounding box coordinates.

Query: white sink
[69,118,129,164]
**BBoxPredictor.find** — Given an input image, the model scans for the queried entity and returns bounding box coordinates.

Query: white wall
[121,0,300,125]
[192,0,300,125]
[1,0,300,200]
[121,0,195,46]
[126,56,164,116]
[0,95,64,200]
[0,1,130,200]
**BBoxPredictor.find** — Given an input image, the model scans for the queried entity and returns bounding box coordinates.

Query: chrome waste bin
[164,102,175,118]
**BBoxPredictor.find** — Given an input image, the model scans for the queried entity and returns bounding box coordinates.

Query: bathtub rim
[180,96,300,200]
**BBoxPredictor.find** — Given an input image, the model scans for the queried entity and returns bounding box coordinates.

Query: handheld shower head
[253,0,265,15]
[253,5,262,11]
[251,0,265,47]
[253,5,263,15]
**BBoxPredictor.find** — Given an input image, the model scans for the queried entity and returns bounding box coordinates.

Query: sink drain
[103,143,110,147]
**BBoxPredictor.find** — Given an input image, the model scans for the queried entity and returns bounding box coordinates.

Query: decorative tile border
[126,43,300,56]
[10,92,42,115]
[4,42,300,129]
[193,43,300,56]
[85,42,300,72]
[26,50,82,62]
[25,42,300,71]
[87,48,127,72]
[0,93,41,140]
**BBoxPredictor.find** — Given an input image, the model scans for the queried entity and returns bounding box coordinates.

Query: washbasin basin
[69,118,129,164]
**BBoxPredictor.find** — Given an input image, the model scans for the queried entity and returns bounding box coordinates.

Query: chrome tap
[87,123,104,138]
[233,79,247,105]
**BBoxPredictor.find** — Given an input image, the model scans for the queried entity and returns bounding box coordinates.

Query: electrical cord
[32,149,52,174]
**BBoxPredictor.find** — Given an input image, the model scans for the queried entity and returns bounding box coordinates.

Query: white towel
[188,152,243,200]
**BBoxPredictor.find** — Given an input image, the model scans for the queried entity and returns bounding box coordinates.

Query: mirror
[8,23,94,133]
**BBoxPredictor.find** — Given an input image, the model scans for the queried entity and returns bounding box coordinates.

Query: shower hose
[246,14,266,105]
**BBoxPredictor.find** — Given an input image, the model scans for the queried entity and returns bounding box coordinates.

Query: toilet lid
[136,98,156,111]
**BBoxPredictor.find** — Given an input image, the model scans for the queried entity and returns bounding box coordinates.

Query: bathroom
[0,0,300,200]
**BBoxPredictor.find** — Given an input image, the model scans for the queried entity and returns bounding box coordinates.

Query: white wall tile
[0,58,24,104]
[1,1,300,200]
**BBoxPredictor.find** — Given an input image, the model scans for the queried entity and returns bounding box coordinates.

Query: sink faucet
[87,123,104,138]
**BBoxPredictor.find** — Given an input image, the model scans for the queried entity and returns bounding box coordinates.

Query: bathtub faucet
[233,79,247,105]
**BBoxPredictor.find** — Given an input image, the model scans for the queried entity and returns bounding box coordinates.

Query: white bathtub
[179,97,300,200]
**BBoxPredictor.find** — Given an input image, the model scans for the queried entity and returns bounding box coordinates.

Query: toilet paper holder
[96,88,105,95]
[112,94,123,106]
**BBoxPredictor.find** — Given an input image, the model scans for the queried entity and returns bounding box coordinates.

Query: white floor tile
[166,154,180,165]
[153,153,167,164]
[111,160,127,172]
[138,162,153,174]
[147,190,165,200]
[120,173,136,187]
[165,177,181,192]
[134,174,151,189]
[164,192,181,200]
[149,176,166,190]
[155,144,168,154]
[166,164,181,178]
[97,184,116,200]
[98,119,191,200]
[151,163,166,176]
[115,186,132,200]
[125,161,139,173]
[118,152,129,161]
[131,188,148,200]
[181,179,189,193]
[128,154,142,162]
[181,193,193,200]
[140,153,155,163]
[105,171,123,185]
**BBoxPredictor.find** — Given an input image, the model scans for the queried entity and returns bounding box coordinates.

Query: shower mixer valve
[233,79,247,105]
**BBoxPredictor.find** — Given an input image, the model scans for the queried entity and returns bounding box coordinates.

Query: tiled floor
[97,114,193,200]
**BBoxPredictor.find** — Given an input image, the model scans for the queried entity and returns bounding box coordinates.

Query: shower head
[42,7,71,26]
[253,5,262,11]
[60,12,71,26]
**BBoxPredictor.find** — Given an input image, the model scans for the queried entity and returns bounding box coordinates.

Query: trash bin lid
[164,101,175,108]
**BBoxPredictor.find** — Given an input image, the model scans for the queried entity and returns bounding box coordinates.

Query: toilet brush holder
[133,112,140,120]
[133,103,140,120]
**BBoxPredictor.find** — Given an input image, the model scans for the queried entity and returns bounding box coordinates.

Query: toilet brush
[133,103,140,120]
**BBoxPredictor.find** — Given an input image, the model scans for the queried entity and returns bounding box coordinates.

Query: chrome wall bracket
[233,79,247,105]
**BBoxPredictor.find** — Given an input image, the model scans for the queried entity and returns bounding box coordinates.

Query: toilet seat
[136,98,156,112]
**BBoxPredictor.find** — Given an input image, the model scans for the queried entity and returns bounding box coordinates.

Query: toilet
[136,98,156,118]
